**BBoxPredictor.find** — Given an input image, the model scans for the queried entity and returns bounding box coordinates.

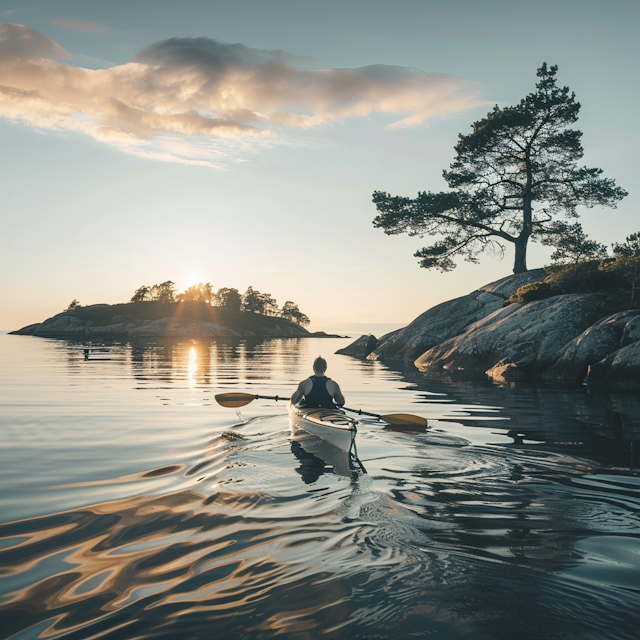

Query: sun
[183,271,205,290]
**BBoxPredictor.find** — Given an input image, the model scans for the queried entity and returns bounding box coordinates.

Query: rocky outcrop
[12,312,87,337]
[414,294,602,377]
[128,318,241,338]
[366,269,545,362]
[621,316,640,347]
[86,322,131,337]
[542,311,640,384]
[335,334,378,357]
[257,321,311,338]
[586,341,640,389]
[337,268,640,389]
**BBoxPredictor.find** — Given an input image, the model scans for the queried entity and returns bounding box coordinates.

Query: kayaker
[291,356,345,408]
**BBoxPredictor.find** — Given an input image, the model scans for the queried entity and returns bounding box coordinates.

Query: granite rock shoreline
[337,270,640,390]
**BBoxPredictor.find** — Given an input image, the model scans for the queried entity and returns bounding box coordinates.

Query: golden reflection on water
[0,481,359,639]
[107,338,309,390]
[188,346,197,389]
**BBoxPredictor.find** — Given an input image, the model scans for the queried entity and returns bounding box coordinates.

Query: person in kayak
[291,356,345,408]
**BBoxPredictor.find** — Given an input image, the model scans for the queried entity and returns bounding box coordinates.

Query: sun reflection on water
[188,346,197,389]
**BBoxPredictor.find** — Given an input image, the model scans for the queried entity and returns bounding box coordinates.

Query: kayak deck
[288,403,357,452]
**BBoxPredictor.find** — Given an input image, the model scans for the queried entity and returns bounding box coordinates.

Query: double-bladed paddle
[214,392,428,432]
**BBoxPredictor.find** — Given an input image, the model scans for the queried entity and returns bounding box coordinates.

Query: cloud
[52,18,104,33]
[0,21,70,58]
[0,23,483,167]
[0,8,39,19]
[134,36,322,69]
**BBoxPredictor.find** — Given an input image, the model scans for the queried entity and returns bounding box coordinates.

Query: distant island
[11,281,340,340]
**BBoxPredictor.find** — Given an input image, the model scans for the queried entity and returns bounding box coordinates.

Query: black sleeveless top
[302,375,334,408]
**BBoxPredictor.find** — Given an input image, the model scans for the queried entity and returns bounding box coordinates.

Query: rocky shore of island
[11,301,339,340]
[337,269,640,390]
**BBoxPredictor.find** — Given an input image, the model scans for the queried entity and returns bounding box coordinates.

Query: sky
[1,0,638,333]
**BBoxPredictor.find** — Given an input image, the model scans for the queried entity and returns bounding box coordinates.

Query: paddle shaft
[245,395,382,420]
[342,406,387,421]
[248,395,388,421]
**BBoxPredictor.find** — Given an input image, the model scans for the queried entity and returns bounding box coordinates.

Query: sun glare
[183,271,205,290]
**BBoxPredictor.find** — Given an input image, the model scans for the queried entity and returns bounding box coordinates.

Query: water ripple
[1,335,640,639]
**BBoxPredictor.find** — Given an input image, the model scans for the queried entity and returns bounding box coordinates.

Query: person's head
[313,356,327,376]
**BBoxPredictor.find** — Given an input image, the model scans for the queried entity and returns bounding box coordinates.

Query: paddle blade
[381,413,428,432]
[215,392,258,408]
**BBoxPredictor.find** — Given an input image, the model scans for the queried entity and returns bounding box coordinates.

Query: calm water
[1,333,639,640]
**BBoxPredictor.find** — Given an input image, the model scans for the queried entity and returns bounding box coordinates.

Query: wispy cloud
[0,23,483,167]
[0,8,39,19]
[52,18,104,33]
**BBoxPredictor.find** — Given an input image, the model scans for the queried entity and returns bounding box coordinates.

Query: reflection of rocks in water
[425,468,584,569]
[357,422,612,574]
[129,342,176,384]
[65,338,308,391]
[395,367,640,469]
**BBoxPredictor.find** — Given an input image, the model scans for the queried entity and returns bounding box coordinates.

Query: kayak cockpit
[288,402,357,453]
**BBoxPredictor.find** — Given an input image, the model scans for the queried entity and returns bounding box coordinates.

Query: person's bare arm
[291,379,311,405]
[327,380,345,406]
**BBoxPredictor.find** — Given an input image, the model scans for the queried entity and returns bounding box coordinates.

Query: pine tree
[373,63,627,273]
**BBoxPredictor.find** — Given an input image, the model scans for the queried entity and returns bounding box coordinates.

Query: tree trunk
[513,238,528,273]
[515,155,533,275]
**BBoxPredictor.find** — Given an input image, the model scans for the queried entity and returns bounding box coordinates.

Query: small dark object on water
[84,347,111,361]
[221,430,247,441]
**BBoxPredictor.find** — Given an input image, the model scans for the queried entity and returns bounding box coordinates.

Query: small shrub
[505,231,640,311]
[504,281,556,306]
[599,255,640,306]
[545,260,624,294]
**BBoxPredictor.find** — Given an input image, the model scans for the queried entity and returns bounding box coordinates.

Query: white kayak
[288,402,357,452]
[289,426,353,478]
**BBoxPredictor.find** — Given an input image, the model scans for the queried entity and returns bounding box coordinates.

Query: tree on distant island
[213,287,242,313]
[130,286,150,302]
[127,282,310,322]
[65,299,81,311]
[260,293,279,316]
[151,281,177,302]
[178,283,213,303]
[372,63,627,274]
[130,281,176,303]
[281,301,310,326]
[241,286,279,316]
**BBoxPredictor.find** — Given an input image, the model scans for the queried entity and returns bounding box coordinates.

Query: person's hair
[313,356,327,375]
